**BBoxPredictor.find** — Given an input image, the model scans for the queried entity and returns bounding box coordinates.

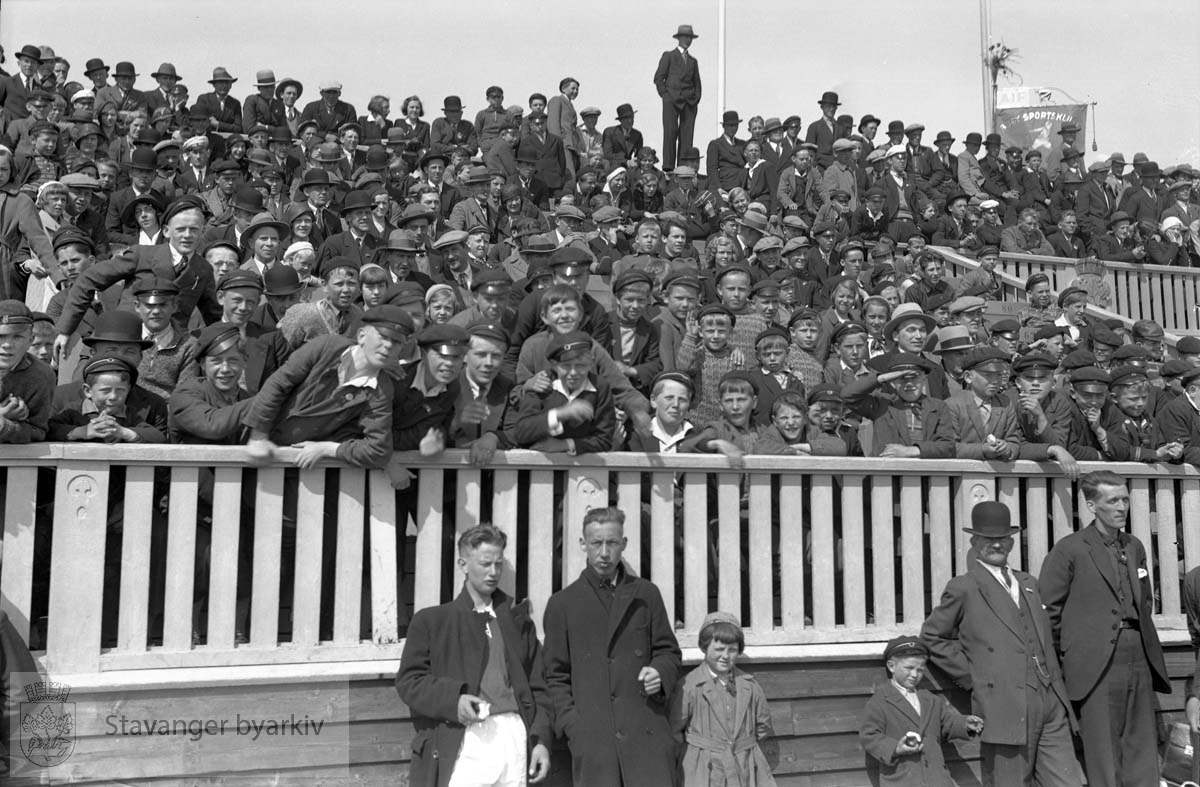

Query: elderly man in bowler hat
[922,500,1081,787]
[429,95,478,154]
[602,103,643,172]
[96,60,147,125]
[0,44,47,119]
[653,24,702,172]
[805,90,845,169]
[706,110,746,191]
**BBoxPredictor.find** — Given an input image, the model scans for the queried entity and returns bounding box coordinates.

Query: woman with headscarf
[603,167,632,218]
[14,177,67,309]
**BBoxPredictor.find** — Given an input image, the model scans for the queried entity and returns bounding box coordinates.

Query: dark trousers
[1076,627,1160,787]
[661,100,696,171]
[981,681,1080,787]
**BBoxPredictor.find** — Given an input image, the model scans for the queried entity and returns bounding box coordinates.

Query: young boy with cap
[277,255,363,349]
[821,320,869,388]
[687,370,761,459]
[746,326,805,427]
[945,347,1022,460]
[671,611,776,787]
[510,329,614,454]
[167,322,255,444]
[785,308,824,390]
[1099,364,1182,463]
[49,356,165,442]
[860,635,982,786]
[607,269,662,396]
[0,300,57,442]
[132,276,199,399]
[654,270,701,373]
[1152,365,1200,464]
[843,353,955,458]
[28,311,55,365]
[678,303,744,427]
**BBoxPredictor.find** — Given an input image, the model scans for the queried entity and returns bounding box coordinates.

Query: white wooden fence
[1,445,1197,680]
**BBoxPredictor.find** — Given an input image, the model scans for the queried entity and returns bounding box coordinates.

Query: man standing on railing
[543,507,682,787]
[922,501,1080,787]
[397,524,553,787]
[1039,470,1171,787]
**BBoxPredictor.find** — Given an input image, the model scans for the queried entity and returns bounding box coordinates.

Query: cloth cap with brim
[1107,211,1132,228]
[554,204,586,221]
[1057,286,1088,307]
[82,356,138,382]
[696,304,735,327]
[613,269,654,294]
[1161,360,1193,379]
[830,321,867,346]
[949,296,986,316]
[471,269,513,294]
[989,319,1020,337]
[787,308,820,328]
[547,330,593,362]
[1011,352,1058,377]
[885,303,936,337]
[1175,336,1200,356]
[832,139,857,153]
[276,78,303,99]
[416,323,469,355]
[467,321,510,347]
[963,501,1022,536]
[549,246,592,270]
[316,256,361,279]
[131,276,181,299]
[807,385,843,405]
[883,636,929,662]
[432,230,469,250]
[1109,365,1150,387]
[1069,366,1111,386]
[195,323,243,358]
[217,270,265,293]
[0,299,34,326]
[83,311,153,348]
[361,305,416,341]
[1130,320,1164,340]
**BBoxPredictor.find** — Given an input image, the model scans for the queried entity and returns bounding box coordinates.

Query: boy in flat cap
[746,325,805,427]
[510,329,614,454]
[167,322,254,445]
[1100,364,1181,463]
[49,356,165,442]
[944,347,1022,460]
[842,353,955,458]
[860,634,982,786]
[1151,365,1200,465]
[449,321,517,464]
[0,300,56,442]
[132,276,198,399]
[608,269,662,395]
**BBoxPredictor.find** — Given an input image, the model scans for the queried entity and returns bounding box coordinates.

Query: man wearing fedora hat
[922,500,1080,787]
[144,63,180,115]
[1074,161,1116,242]
[275,77,304,136]
[601,103,644,172]
[298,80,356,139]
[956,132,987,202]
[0,45,45,119]
[448,166,500,238]
[805,91,845,170]
[1044,122,1081,182]
[979,133,1020,217]
[105,147,165,245]
[316,190,379,270]
[1117,161,1165,225]
[239,212,287,276]
[96,61,148,126]
[429,95,478,155]
[915,131,958,209]
[194,67,243,134]
[653,24,702,172]
[706,110,746,191]
[1089,211,1146,262]
[242,69,286,133]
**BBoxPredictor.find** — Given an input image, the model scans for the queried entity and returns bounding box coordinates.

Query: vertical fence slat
[870,478,895,628]
[1025,477,1050,577]
[841,475,866,629]
[1129,478,1154,607]
[1155,480,1181,618]
[616,472,642,574]
[458,468,482,527]
[291,468,326,647]
[526,470,554,632]
[206,466,243,650]
[367,469,399,644]
[900,476,924,626]
[650,472,676,625]
[716,472,740,620]
[779,476,806,630]
[1184,481,1200,572]
[996,476,1022,571]
[0,466,39,642]
[1051,477,1075,542]
[162,466,199,651]
[412,468,445,614]
[748,475,772,632]
[249,467,285,647]
[1185,275,1199,332]
[683,472,708,630]
[46,462,109,674]
[810,475,836,629]
[927,476,953,605]
[564,468,608,583]
[493,470,520,599]
[332,468,365,644]
[117,466,155,652]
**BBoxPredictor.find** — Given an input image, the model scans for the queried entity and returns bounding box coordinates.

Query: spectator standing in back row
[653,24,701,173]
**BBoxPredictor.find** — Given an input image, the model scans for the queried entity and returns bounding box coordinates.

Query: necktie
[1000,565,1012,589]
[979,400,992,424]
[175,255,189,276]
[457,272,469,289]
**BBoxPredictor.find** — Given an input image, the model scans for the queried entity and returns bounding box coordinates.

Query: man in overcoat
[542,507,682,787]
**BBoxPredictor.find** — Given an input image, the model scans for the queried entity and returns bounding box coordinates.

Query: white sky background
[4,0,1197,165]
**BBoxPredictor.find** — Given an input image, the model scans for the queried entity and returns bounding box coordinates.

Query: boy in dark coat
[510,329,615,454]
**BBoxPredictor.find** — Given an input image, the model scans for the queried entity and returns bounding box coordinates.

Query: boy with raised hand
[510,330,615,455]
[842,353,954,458]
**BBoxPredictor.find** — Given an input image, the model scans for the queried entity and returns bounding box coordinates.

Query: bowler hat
[83,57,109,75]
[83,310,153,349]
[419,148,451,168]
[672,24,698,38]
[964,501,1022,536]
[1139,162,1163,179]
[721,110,741,125]
[313,142,343,163]
[262,264,303,297]
[254,69,277,87]
[150,63,179,80]
[964,132,983,146]
[208,67,237,84]
[231,186,266,214]
[818,91,841,107]
[129,148,158,171]
[616,103,636,119]
[934,130,955,144]
[1107,211,1132,228]
[442,95,464,112]
[113,61,138,78]
[275,78,303,99]
[338,190,375,215]
[16,45,45,63]
[886,120,905,135]
[1058,123,1081,135]
[984,133,1002,146]
[120,191,167,226]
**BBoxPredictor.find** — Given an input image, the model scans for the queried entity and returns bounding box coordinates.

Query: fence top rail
[995,250,1200,276]
[4,443,1200,478]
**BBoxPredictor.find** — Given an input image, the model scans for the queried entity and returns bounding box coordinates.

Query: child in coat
[672,612,776,787]
[859,636,983,786]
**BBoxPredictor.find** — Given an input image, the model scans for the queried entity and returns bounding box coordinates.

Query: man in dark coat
[193,67,243,134]
[396,524,552,787]
[923,501,1080,787]
[805,91,844,169]
[1038,470,1171,787]
[517,112,567,196]
[1074,162,1116,242]
[705,111,745,191]
[448,322,516,464]
[601,104,643,172]
[298,81,357,138]
[652,24,702,171]
[542,507,682,787]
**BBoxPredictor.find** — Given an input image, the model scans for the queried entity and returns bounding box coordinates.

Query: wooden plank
[747,474,773,632]
[412,468,444,614]
[456,468,482,529]
[117,466,155,652]
[1129,478,1154,605]
[1115,270,1131,323]
[650,472,677,624]
[615,471,642,573]
[1051,476,1075,542]
[1184,274,1199,332]
[366,470,398,644]
[1182,481,1200,572]
[1024,477,1050,577]
[927,476,952,605]
[492,469,520,598]
[206,467,243,650]
[525,470,554,632]
[162,466,199,651]
[46,462,109,674]
[331,469,365,645]
[1170,272,1185,332]
[249,467,285,647]
[684,471,709,630]
[870,478,895,628]
[996,476,1022,571]
[0,467,39,641]
[291,468,326,648]
[779,475,806,630]
[717,472,741,619]
[956,475,995,573]
[1156,481,1181,618]
[810,475,836,629]
[840,475,865,629]
[563,467,608,582]
[899,476,924,626]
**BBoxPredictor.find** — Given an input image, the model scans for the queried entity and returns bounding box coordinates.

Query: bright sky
[4,0,1197,166]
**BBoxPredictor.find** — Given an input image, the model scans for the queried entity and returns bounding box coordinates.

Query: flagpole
[717,0,727,135]
[979,0,992,132]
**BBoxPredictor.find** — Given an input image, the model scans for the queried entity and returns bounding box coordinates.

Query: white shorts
[448,711,528,787]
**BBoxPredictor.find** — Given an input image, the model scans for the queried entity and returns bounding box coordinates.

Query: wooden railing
[935,247,1200,335]
[3,446,1199,681]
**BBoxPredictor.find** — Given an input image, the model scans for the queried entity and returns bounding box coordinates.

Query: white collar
[651,417,693,452]
[552,377,596,401]
[337,345,380,390]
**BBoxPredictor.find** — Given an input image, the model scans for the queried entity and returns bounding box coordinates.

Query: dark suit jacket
[429,117,477,153]
[859,681,970,786]
[653,49,701,107]
[517,133,566,191]
[241,323,292,395]
[922,561,1073,746]
[804,117,840,169]
[608,314,661,393]
[484,142,518,180]
[449,373,516,448]
[510,378,615,453]
[105,186,165,245]
[167,377,253,444]
[705,135,745,191]
[0,73,31,119]
[746,369,805,427]
[1046,230,1087,258]
[601,125,643,171]
[1073,179,1115,239]
[1119,186,1163,226]
[842,380,954,457]
[316,230,380,271]
[194,92,244,134]
[542,568,682,787]
[242,94,286,131]
[1038,524,1171,701]
[298,99,357,137]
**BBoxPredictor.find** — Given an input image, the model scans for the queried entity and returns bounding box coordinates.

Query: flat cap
[361,304,416,341]
[217,270,265,291]
[195,322,243,358]
[0,300,34,326]
[131,276,181,298]
[948,295,986,315]
[807,385,844,405]
[547,329,592,361]
[696,303,735,326]
[432,230,469,250]
[960,346,1011,370]
[1069,366,1111,385]
[883,635,929,662]
[1109,364,1149,387]
[1011,352,1058,376]
[613,269,654,293]
[417,323,469,354]
[470,268,513,294]
[466,321,510,347]
[82,356,138,381]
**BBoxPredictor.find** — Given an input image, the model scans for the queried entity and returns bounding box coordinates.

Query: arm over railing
[2,445,1199,679]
